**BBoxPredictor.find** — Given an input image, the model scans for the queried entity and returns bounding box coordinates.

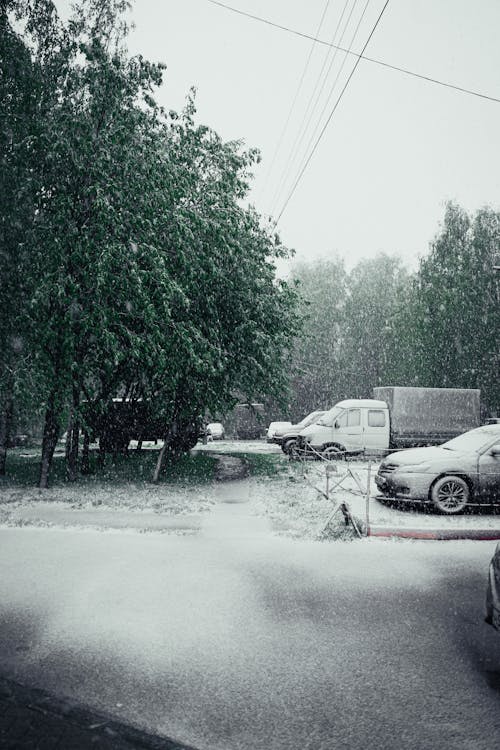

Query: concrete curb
[368,526,500,540]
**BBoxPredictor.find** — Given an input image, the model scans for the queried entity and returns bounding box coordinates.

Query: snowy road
[0,480,500,750]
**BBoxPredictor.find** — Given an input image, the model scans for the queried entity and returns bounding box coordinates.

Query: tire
[431,475,470,514]
[322,444,346,461]
[282,438,297,454]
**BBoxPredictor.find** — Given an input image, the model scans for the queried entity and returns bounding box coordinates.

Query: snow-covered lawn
[1,441,499,538]
[0,482,216,534]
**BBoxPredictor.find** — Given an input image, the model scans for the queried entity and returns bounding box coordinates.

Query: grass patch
[1,448,217,488]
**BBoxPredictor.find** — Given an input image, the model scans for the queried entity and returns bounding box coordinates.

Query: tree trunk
[66,384,80,481]
[64,408,73,463]
[152,421,177,483]
[81,430,90,474]
[39,393,61,489]
[0,394,14,476]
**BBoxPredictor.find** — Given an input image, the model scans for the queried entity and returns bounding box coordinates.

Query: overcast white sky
[57,0,500,271]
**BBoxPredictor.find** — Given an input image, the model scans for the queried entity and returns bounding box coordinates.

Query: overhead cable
[275,0,390,223]
[269,0,356,216]
[258,0,331,206]
[206,0,500,106]
[272,0,372,217]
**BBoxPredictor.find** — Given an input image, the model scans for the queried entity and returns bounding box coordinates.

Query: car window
[443,427,500,453]
[336,411,348,428]
[368,410,386,427]
[347,409,360,427]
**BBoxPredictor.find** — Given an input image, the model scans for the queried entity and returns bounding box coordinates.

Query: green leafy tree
[4,0,300,486]
[288,257,347,417]
[147,104,300,478]
[340,254,415,397]
[0,2,46,473]
[415,202,500,412]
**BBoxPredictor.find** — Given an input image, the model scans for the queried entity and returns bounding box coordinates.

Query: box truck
[296,387,481,457]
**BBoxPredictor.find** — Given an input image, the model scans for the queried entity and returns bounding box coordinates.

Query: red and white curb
[367,527,500,541]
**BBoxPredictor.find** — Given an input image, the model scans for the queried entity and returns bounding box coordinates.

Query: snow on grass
[2,442,499,539]
[0,482,217,534]
[194,439,282,454]
[250,456,500,540]
[0,450,220,533]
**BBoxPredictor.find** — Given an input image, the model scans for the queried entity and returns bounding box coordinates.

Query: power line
[258,0,331,205]
[269,0,357,217]
[269,0,354,216]
[275,0,390,223]
[206,0,500,106]
[278,0,372,218]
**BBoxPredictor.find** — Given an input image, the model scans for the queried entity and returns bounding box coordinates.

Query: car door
[341,408,363,451]
[363,408,390,450]
[478,441,500,501]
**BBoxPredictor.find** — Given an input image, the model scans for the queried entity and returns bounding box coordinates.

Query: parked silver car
[375,424,500,514]
[274,410,325,454]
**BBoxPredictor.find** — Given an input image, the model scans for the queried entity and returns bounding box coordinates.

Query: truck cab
[298,399,389,455]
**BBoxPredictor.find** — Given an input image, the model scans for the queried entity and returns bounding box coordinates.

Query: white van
[298,399,389,456]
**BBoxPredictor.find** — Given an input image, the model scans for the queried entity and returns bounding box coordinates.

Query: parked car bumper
[375,471,432,502]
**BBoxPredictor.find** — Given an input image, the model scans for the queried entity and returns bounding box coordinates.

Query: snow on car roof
[334,399,387,409]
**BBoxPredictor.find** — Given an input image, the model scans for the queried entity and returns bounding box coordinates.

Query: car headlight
[398,463,431,474]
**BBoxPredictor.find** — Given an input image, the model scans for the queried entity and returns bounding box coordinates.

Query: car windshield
[296,411,319,428]
[317,408,343,427]
[301,410,324,428]
[442,427,499,453]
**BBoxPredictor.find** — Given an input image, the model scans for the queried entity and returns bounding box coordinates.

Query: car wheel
[431,475,470,514]
[322,444,346,461]
[282,439,297,454]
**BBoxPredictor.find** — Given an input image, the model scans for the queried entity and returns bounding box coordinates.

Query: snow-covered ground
[255,459,500,537]
[1,445,500,748]
[1,441,499,537]
[195,438,282,454]
[1,500,499,750]
[0,480,216,534]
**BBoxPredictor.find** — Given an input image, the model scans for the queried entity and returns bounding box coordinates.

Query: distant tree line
[289,202,500,420]
[0,0,300,486]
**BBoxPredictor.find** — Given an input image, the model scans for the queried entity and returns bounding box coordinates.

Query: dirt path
[213,454,249,481]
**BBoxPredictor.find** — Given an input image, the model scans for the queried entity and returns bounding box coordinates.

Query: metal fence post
[365,462,372,536]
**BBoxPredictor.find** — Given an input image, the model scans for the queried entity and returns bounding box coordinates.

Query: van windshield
[317,408,343,428]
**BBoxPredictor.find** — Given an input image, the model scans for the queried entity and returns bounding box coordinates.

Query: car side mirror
[490,445,500,457]
[334,420,339,429]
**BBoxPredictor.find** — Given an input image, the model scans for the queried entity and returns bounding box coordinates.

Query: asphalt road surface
[1,480,500,750]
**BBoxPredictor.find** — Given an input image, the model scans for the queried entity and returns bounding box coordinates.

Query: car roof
[334,399,387,410]
[475,424,500,435]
